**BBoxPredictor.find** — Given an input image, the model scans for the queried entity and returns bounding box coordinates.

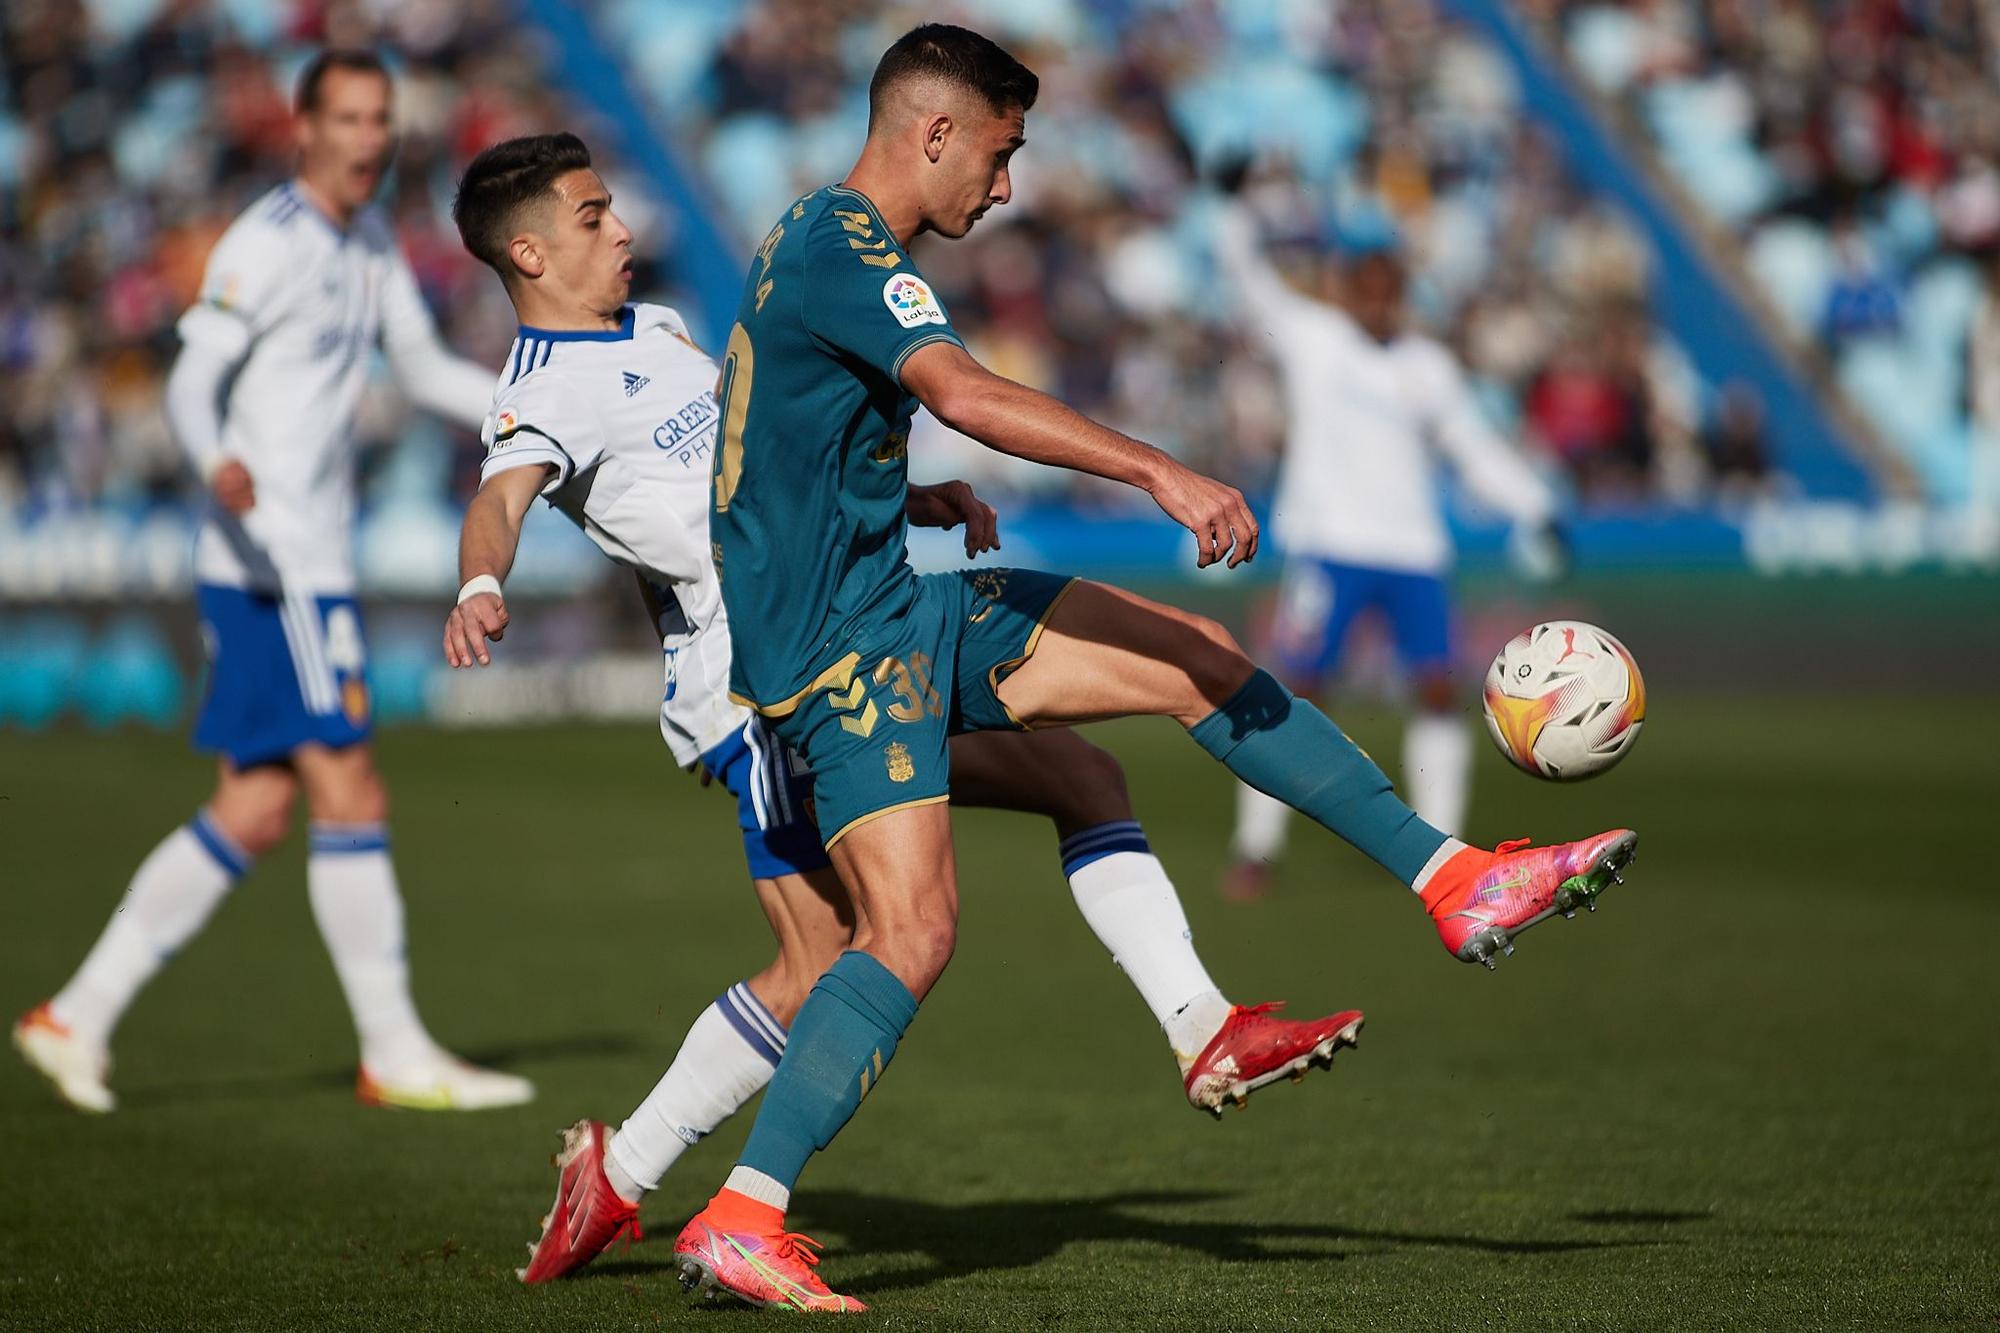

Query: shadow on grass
[113,1032,643,1109]
[585,1190,1667,1297]
[1568,1208,1714,1226]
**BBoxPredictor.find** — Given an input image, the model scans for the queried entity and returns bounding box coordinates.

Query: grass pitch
[2,696,1996,1330]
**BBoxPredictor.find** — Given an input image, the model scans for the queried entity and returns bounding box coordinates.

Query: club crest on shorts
[884,741,915,784]
[342,679,370,727]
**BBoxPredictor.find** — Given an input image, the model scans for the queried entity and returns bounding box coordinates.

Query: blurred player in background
[1211,188,1562,903]
[11,51,531,1114]
[439,133,1366,1282]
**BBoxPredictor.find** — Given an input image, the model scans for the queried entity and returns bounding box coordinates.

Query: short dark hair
[295,49,390,114]
[867,24,1038,129]
[452,133,595,275]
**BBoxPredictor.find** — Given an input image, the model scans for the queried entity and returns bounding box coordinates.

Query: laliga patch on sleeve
[882,273,947,329]
[494,407,519,438]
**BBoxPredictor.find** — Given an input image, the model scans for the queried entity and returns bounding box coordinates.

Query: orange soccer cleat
[1182,1001,1365,1118]
[518,1119,642,1284]
[672,1192,866,1314]
[1421,830,1638,969]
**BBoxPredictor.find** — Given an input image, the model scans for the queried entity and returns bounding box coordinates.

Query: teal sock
[734,950,919,1192]
[1191,669,1447,886]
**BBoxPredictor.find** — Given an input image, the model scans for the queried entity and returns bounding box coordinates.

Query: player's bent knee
[212,769,297,856]
[1180,613,1257,713]
[869,915,956,993]
[231,800,294,857]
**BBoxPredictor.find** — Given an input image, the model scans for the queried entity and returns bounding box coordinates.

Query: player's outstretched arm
[1210,201,1319,334]
[900,342,1258,568]
[380,249,502,430]
[905,479,1000,559]
[444,463,552,668]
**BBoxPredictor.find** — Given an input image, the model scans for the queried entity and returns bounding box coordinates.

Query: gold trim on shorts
[987,576,1082,729]
[730,651,863,718]
[824,794,951,849]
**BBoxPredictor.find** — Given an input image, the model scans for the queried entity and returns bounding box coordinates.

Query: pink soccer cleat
[1182,1002,1365,1117]
[518,1119,642,1284]
[1421,830,1638,969]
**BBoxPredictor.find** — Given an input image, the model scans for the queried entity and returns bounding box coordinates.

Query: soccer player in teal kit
[673,24,1639,1311]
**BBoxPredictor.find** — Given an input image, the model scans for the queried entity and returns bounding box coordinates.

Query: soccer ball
[1482,621,1645,781]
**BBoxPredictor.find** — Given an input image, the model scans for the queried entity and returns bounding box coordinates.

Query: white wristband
[457,574,504,605]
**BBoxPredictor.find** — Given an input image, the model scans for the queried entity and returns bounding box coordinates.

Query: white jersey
[1215,210,1554,574]
[174,182,491,595]
[479,303,742,765]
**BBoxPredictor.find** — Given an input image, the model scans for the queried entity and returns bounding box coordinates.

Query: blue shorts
[701,715,832,880]
[1267,558,1454,683]
[193,584,372,768]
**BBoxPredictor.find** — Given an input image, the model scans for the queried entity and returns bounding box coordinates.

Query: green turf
[3,698,1996,1330]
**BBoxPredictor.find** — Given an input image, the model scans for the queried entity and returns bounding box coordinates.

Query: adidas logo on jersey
[622,371,651,397]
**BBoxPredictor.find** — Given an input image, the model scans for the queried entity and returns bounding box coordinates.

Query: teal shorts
[768,568,1077,846]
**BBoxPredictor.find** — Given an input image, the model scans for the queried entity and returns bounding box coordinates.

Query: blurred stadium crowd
[4,2,511,516]
[633,0,1761,507]
[3,0,1996,599]
[1551,0,2000,500]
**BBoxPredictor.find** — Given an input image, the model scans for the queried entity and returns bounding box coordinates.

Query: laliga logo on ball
[1482,621,1645,781]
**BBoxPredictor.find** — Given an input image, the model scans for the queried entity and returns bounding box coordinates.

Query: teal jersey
[712,185,965,714]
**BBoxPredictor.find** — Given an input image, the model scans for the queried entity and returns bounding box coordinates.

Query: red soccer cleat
[1183,1002,1365,1118]
[518,1120,642,1284]
[673,1194,866,1314]
[1422,829,1638,969]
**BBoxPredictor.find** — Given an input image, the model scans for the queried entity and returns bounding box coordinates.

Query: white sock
[306,823,435,1077]
[1404,713,1472,837]
[49,811,248,1048]
[724,1165,791,1212]
[607,982,783,1201]
[1061,826,1232,1062]
[1230,782,1291,863]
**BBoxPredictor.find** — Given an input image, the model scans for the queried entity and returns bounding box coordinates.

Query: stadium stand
[1551,0,2000,504]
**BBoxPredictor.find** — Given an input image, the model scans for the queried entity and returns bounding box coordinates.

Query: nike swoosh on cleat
[1476,871,1532,903]
[722,1234,814,1307]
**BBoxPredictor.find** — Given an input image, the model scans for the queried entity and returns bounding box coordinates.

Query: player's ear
[508,234,545,282]
[923,112,952,165]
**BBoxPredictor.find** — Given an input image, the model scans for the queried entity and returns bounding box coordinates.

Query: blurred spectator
[1822,214,1902,342]
[1702,380,1774,497]
[1525,338,1642,494]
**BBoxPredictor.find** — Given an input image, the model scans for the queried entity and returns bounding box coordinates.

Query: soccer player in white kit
[1212,200,1561,902]
[12,51,532,1113]
[438,134,1369,1283]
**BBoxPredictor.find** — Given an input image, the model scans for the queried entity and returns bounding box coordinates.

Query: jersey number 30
[714,322,753,512]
